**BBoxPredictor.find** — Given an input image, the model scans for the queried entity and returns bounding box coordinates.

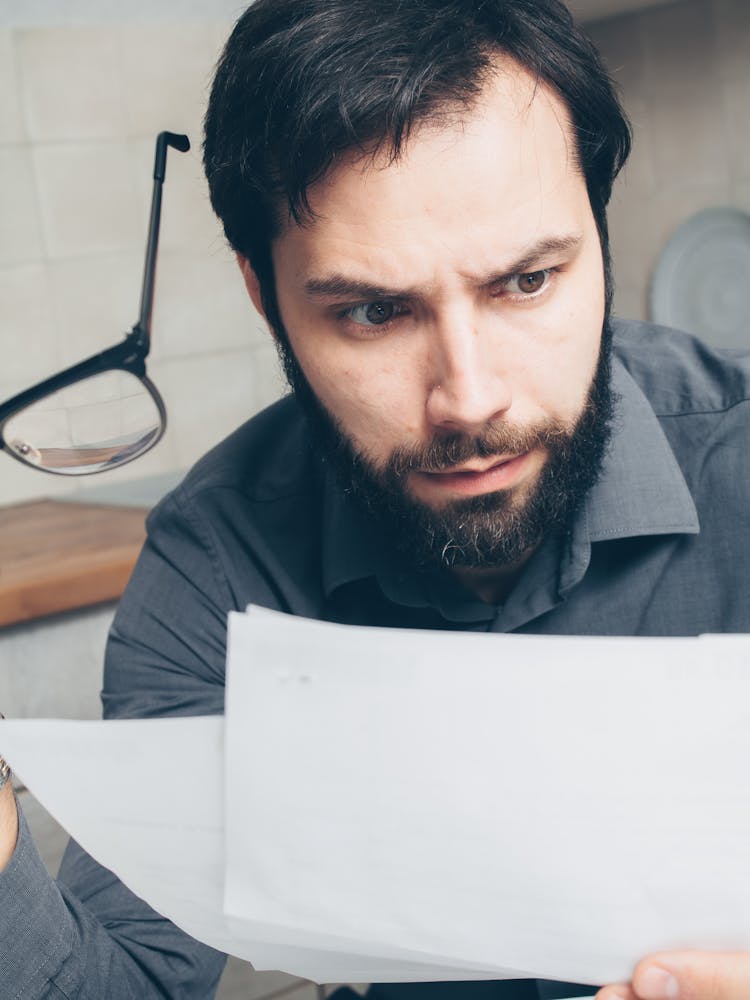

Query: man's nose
[424,316,513,434]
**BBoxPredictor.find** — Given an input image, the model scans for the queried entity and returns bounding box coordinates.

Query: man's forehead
[341,58,575,171]
[269,69,589,296]
[275,60,581,245]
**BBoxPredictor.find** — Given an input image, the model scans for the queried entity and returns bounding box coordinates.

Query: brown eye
[348,301,399,326]
[364,302,395,324]
[517,270,548,294]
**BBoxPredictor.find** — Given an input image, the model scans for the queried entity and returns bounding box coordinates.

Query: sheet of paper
[0,715,259,958]
[5,612,750,987]
[225,608,750,986]
[0,716,514,982]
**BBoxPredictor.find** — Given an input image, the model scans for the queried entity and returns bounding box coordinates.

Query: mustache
[387,419,570,477]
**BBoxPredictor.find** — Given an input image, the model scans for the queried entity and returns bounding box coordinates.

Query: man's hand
[0,780,19,871]
[596,951,750,1000]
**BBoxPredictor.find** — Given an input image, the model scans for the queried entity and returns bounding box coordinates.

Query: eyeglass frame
[0,130,190,475]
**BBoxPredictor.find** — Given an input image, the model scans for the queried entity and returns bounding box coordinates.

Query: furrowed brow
[303,275,417,301]
[496,234,584,279]
[303,233,584,301]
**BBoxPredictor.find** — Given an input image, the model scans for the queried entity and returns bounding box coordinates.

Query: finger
[630,950,750,1000]
[595,982,638,1000]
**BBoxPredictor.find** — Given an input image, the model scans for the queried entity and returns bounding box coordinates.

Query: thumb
[632,950,750,1000]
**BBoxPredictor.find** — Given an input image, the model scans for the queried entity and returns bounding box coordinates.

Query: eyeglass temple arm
[135,131,191,347]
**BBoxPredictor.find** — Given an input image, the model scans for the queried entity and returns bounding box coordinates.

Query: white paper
[4,613,750,987]
[0,718,517,981]
[225,609,750,986]
[0,715,260,959]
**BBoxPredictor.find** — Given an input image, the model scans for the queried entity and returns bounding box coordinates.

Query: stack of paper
[1,607,749,986]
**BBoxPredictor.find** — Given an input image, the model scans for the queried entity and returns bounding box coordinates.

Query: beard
[273,319,615,572]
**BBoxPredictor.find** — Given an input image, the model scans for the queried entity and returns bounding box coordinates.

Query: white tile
[0,452,72,505]
[587,12,647,102]
[32,141,142,259]
[130,137,225,257]
[17,26,125,142]
[608,188,659,296]
[649,89,730,191]
[47,253,143,364]
[212,20,235,59]
[723,79,750,182]
[150,250,267,361]
[641,0,719,101]
[615,98,657,198]
[0,263,61,390]
[160,348,257,468]
[0,31,25,142]
[119,21,225,141]
[0,146,44,266]
[251,342,288,412]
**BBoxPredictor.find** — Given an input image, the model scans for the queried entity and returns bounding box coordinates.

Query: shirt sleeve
[0,803,226,999]
[0,485,260,998]
[0,804,75,996]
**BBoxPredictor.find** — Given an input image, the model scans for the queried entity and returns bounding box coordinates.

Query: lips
[423,455,518,476]
[412,451,533,499]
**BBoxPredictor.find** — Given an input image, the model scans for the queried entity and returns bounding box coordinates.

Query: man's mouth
[427,455,520,475]
[412,452,533,498]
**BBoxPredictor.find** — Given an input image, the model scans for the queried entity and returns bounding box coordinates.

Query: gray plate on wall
[649,206,750,350]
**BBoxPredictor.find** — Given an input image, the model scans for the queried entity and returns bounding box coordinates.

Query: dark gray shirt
[1,320,749,998]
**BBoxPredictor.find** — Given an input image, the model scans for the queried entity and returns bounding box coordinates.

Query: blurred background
[1,0,749,506]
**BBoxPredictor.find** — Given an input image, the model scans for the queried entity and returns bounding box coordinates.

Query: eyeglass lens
[3,370,162,475]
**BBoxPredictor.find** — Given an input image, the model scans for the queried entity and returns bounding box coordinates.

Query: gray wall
[588,0,750,323]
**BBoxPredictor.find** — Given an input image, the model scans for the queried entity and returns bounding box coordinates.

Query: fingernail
[637,965,680,1000]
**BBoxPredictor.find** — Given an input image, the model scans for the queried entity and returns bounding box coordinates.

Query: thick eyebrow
[499,233,584,279]
[302,233,584,301]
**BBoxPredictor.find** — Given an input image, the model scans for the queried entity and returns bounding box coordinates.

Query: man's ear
[236,254,266,320]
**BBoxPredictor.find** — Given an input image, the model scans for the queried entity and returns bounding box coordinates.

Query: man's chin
[378,484,537,571]
[406,483,518,517]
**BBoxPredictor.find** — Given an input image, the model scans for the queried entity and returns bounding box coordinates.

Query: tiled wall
[588,0,750,323]
[0,17,286,506]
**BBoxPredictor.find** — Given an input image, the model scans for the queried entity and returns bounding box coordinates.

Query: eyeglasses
[0,131,189,476]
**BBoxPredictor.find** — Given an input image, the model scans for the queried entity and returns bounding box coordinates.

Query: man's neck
[450,546,539,606]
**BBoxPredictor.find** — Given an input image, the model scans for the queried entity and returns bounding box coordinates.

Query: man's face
[247,64,610,570]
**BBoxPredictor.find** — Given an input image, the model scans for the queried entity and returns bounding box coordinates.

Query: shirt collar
[321,355,699,599]
[583,356,699,542]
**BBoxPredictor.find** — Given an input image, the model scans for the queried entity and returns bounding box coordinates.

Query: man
[0,0,749,998]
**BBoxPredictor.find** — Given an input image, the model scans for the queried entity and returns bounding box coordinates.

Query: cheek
[275,293,414,453]
[519,296,604,420]
[290,332,423,450]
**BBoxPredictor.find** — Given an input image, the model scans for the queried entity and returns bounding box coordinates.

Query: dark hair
[204,0,631,322]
